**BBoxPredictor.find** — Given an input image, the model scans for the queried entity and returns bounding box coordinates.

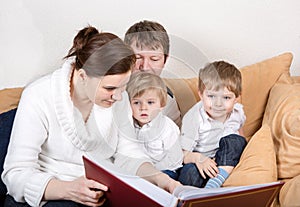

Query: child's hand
[195,157,218,179]
[156,173,182,193]
[182,151,219,179]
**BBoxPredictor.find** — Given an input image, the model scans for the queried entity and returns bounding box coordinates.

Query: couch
[0,52,299,206]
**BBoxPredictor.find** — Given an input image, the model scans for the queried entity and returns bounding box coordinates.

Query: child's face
[130,45,165,76]
[130,89,163,127]
[199,87,239,122]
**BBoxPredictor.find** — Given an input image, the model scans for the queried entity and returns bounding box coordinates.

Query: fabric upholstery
[0,88,23,114]
[163,78,199,117]
[239,52,293,140]
[279,175,300,207]
[263,73,300,179]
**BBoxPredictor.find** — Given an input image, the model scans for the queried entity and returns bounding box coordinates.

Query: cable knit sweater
[2,59,147,206]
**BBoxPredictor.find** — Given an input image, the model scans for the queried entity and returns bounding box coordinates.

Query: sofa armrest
[0,88,23,113]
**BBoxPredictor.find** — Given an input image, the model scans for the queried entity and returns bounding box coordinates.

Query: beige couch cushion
[163,78,199,117]
[223,124,277,186]
[279,175,300,207]
[239,52,293,140]
[0,88,23,114]
[263,73,300,179]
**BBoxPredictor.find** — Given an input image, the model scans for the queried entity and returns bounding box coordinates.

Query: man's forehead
[131,41,164,53]
[132,47,164,55]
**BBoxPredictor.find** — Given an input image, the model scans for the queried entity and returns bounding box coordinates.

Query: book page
[173,181,282,200]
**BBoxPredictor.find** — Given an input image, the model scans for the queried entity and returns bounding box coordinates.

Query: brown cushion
[223,124,277,186]
[239,52,293,140]
[163,78,200,117]
[279,175,300,207]
[263,73,300,179]
[0,88,23,114]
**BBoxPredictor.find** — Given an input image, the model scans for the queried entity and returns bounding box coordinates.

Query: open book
[83,156,283,207]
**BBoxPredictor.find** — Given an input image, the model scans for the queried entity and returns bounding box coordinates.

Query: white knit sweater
[2,59,147,206]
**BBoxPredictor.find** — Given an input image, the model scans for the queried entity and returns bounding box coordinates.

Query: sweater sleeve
[2,84,54,206]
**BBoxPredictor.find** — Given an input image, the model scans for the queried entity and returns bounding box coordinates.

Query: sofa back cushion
[239,52,293,140]
[163,78,199,117]
[263,73,300,179]
[279,175,300,206]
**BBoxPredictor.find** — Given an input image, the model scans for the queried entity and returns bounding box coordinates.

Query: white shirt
[134,112,183,171]
[180,101,246,158]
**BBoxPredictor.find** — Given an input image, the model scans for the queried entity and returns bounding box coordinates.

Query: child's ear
[235,95,241,103]
[198,90,203,99]
[159,104,165,111]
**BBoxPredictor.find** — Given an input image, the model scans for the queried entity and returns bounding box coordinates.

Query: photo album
[83,156,283,207]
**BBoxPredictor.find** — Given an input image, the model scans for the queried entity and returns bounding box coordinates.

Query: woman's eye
[105,87,115,91]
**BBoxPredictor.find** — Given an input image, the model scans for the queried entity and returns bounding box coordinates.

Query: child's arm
[183,150,218,179]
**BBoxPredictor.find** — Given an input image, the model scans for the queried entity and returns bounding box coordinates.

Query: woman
[2,26,180,207]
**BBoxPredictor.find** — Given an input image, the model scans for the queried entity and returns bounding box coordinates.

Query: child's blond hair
[127,72,167,107]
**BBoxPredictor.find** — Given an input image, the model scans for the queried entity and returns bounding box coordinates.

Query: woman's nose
[111,90,122,101]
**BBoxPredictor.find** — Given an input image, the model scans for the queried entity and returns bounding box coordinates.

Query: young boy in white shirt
[179,61,247,188]
[126,72,183,179]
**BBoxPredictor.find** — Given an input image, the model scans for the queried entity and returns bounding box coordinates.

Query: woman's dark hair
[65,26,136,77]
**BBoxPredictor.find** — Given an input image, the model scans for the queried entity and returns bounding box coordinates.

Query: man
[124,20,181,126]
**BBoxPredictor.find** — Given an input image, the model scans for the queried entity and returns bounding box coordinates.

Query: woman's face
[86,70,131,108]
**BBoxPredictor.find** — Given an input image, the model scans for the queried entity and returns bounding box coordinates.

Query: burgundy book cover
[180,182,283,207]
[83,156,164,207]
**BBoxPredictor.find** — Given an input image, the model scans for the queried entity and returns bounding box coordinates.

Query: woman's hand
[44,176,108,207]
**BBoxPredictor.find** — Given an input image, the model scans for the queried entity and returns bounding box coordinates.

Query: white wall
[1,0,300,89]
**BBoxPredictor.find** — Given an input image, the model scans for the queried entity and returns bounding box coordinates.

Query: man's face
[130,45,165,76]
